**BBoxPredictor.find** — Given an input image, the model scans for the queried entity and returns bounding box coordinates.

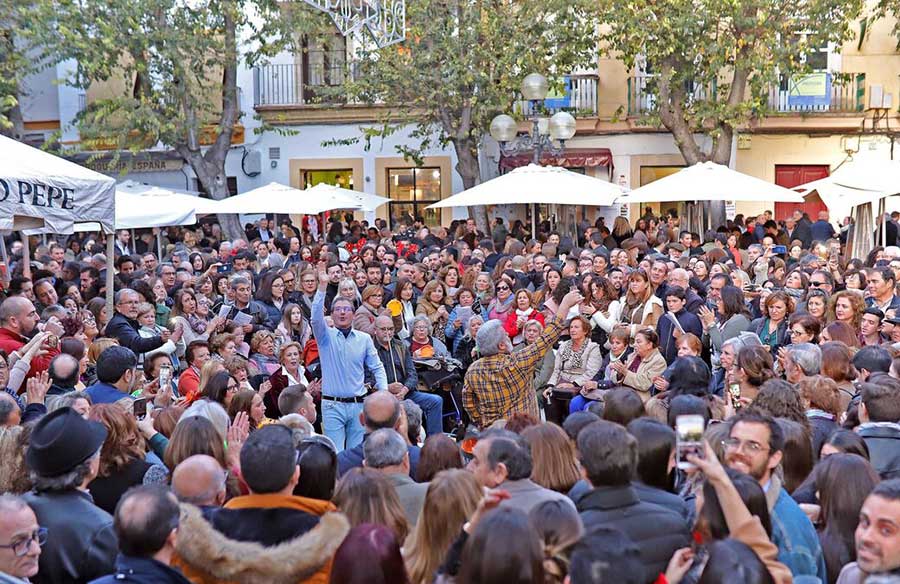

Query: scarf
[185,313,207,335]
[515,308,534,318]
[559,340,589,371]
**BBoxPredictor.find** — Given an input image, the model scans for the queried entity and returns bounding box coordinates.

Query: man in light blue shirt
[312,270,387,451]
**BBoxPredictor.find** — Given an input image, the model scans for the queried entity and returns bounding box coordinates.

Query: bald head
[171,455,227,506]
[361,391,401,431]
[373,315,395,346]
[49,353,80,388]
[0,296,36,334]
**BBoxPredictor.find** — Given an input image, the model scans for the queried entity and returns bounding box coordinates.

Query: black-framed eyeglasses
[496,285,510,291]
[809,281,825,287]
[0,527,47,557]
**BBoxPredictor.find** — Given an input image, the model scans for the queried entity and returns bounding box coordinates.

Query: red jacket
[502,309,545,339]
[0,327,58,382]
[178,366,201,403]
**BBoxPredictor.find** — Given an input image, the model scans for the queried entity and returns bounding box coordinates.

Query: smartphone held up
[675,414,706,470]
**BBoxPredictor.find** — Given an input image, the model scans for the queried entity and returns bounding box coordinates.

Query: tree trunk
[453,139,490,236]
[184,150,244,242]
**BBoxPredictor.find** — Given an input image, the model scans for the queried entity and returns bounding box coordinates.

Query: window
[387,167,442,227]
[302,169,354,190]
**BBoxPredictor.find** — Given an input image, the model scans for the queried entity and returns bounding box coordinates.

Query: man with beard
[724,409,827,583]
[83,346,141,406]
[837,479,900,583]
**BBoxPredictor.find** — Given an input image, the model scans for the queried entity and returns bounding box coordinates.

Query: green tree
[0,0,38,137]
[30,0,330,239]
[600,0,864,226]
[335,0,598,235]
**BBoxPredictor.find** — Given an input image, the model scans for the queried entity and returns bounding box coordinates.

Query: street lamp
[490,73,577,234]
[490,73,577,165]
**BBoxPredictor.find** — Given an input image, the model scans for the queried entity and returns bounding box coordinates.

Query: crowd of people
[0,207,899,583]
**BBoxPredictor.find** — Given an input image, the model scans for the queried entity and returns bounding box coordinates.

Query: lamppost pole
[490,73,577,237]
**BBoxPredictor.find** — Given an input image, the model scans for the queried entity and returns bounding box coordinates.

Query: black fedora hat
[26,407,108,477]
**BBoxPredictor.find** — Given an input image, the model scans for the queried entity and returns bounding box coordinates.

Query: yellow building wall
[730,134,849,217]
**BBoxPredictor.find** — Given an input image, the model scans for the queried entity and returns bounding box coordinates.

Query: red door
[774,165,830,221]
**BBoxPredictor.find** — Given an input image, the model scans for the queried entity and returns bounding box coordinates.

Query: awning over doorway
[499,147,614,178]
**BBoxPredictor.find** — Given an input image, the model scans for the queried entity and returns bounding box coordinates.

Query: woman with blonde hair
[0,425,32,494]
[611,216,633,246]
[403,469,482,584]
[353,285,385,337]
[620,269,663,337]
[827,289,865,332]
[521,423,581,493]
[333,467,410,541]
[416,280,451,343]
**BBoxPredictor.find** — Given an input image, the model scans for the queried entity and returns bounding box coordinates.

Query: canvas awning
[0,135,116,233]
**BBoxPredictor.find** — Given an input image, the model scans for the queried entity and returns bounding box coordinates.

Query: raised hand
[26,371,51,405]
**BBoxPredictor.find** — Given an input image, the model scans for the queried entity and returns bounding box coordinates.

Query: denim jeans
[407,390,444,436]
[321,399,365,452]
[569,395,592,414]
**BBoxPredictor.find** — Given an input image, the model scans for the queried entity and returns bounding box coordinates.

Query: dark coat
[23,489,117,584]
[338,433,420,480]
[105,313,165,355]
[859,423,900,480]
[632,482,694,529]
[808,413,838,460]
[577,484,692,584]
[656,309,703,365]
[88,555,191,584]
[750,317,789,356]
[218,300,274,343]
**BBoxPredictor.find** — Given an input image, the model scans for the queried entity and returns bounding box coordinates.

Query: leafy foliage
[599,0,865,165]
[26,0,332,237]
[330,0,598,230]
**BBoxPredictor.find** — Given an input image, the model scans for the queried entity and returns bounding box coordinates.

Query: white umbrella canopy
[304,183,390,212]
[216,182,363,215]
[117,180,222,216]
[620,161,805,204]
[0,134,116,233]
[793,176,884,223]
[426,164,624,208]
[831,159,900,194]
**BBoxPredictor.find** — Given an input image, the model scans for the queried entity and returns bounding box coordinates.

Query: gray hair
[114,288,138,305]
[47,391,91,413]
[786,343,822,376]
[482,429,532,480]
[402,399,423,444]
[363,428,408,469]
[476,319,510,357]
[0,394,17,425]
[229,275,250,289]
[748,244,763,254]
[467,315,484,335]
[411,315,432,332]
[30,450,99,490]
[180,400,230,440]
[722,332,762,354]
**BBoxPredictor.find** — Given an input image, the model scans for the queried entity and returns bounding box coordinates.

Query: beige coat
[613,348,667,402]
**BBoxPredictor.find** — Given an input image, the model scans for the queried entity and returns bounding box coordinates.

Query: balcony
[512,74,599,118]
[627,72,866,117]
[766,73,865,113]
[253,50,355,107]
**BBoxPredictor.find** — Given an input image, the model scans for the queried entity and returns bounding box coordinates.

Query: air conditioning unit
[868,84,894,109]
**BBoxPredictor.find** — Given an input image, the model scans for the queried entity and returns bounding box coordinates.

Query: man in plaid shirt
[463,289,583,428]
